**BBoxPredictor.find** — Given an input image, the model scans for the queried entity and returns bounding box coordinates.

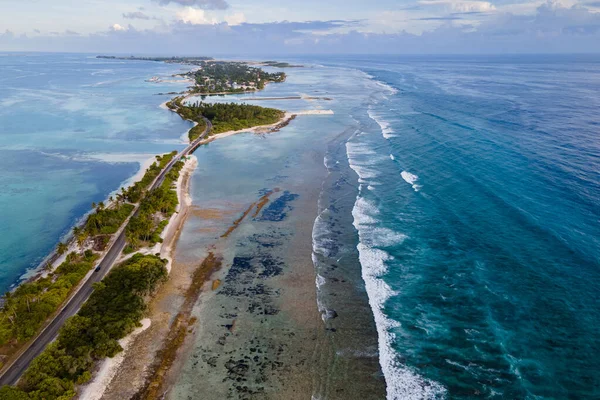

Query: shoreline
[94,113,337,399]
[197,110,334,144]
[78,155,198,399]
[94,99,344,398]
[17,153,159,286]
[2,58,361,398]
[17,153,159,285]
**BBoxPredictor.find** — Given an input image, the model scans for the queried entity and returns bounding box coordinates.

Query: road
[0,118,212,386]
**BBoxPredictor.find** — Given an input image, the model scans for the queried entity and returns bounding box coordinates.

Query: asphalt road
[0,118,211,386]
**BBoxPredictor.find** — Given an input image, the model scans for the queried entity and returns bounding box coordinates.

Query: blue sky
[1,0,600,53]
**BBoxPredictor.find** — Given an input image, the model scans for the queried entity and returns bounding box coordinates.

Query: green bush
[0,252,99,345]
[2,254,168,399]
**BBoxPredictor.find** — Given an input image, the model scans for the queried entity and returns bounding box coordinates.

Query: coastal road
[0,118,212,386]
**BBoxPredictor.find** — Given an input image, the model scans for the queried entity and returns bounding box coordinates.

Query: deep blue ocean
[311,55,600,399]
[0,53,598,399]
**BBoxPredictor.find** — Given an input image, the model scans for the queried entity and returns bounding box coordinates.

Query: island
[0,55,298,399]
[96,55,214,63]
[257,60,304,68]
[182,61,286,94]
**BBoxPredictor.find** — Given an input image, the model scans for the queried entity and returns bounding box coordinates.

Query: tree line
[124,159,185,253]
[0,251,99,348]
[188,101,284,134]
[0,254,168,399]
[0,151,179,372]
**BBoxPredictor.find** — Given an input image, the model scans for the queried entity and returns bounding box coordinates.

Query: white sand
[295,109,334,115]
[79,319,152,400]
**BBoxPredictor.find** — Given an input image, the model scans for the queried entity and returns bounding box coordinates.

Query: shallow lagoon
[0,53,191,291]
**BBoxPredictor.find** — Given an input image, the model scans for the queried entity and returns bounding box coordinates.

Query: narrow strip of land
[0,119,212,386]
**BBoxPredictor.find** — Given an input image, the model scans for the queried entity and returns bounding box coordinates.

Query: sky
[0,0,599,53]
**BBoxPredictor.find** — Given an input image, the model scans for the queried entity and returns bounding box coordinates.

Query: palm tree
[91,202,96,210]
[57,242,68,255]
[77,232,87,248]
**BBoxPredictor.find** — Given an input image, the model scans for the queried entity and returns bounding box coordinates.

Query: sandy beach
[78,155,199,399]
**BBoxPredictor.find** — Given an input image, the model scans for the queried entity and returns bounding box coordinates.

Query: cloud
[225,12,246,26]
[414,16,464,20]
[110,24,127,31]
[123,11,151,20]
[152,0,229,10]
[176,7,217,24]
[419,0,496,13]
[1,30,14,40]
[65,30,80,36]
[1,2,600,54]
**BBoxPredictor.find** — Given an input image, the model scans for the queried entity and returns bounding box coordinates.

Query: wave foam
[375,80,399,95]
[361,72,398,95]
[401,171,421,192]
[348,144,445,399]
[316,274,326,289]
[368,109,396,139]
[354,240,446,399]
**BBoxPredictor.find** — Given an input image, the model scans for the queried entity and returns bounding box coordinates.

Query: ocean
[0,52,191,291]
[0,53,598,399]
[311,54,600,399]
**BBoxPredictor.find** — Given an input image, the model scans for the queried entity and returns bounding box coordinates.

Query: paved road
[0,118,212,386]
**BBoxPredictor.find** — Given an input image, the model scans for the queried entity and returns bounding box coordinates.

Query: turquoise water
[1,54,598,399]
[311,55,600,399]
[0,53,191,291]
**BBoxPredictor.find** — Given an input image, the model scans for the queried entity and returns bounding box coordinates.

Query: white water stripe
[346,136,446,399]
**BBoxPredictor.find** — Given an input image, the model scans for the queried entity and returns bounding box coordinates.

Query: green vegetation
[69,152,178,250]
[260,61,303,68]
[168,97,284,139]
[188,120,207,142]
[0,254,168,400]
[99,56,287,95]
[123,151,177,203]
[125,160,184,252]
[184,61,285,94]
[166,97,207,142]
[0,150,179,368]
[83,203,134,236]
[0,251,99,346]
[187,101,284,134]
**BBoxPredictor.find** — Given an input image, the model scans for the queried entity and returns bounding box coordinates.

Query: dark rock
[323,309,338,320]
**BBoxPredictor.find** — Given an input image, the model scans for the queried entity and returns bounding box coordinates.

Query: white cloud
[419,0,497,13]
[498,0,578,15]
[225,12,246,25]
[176,8,245,26]
[154,0,229,10]
[2,2,600,54]
[176,7,217,24]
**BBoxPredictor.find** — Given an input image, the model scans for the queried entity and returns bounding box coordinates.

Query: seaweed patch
[256,191,299,222]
